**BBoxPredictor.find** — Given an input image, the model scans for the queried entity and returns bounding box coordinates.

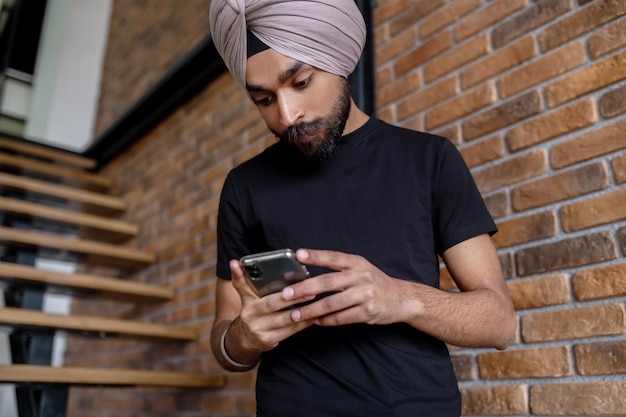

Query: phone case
[240,249,310,296]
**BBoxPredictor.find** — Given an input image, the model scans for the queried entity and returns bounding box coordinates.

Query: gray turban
[209,0,366,89]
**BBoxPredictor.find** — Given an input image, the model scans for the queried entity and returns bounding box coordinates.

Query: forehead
[246,49,309,88]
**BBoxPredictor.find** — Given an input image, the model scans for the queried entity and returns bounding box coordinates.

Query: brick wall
[66,0,626,416]
[94,0,213,136]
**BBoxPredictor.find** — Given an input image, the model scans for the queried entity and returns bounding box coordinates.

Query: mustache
[283,119,324,143]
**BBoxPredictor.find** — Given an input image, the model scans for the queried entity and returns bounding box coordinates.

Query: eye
[253,95,274,106]
[294,74,312,88]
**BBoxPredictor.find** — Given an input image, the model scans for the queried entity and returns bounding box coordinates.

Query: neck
[343,100,370,136]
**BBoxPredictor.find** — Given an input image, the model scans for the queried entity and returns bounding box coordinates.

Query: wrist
[220,320,259,370]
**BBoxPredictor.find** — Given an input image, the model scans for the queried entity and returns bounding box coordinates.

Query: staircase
[0,135,225,417]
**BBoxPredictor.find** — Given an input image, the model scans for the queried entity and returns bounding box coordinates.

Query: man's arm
[210,260,316,372]
[210,278,259,372]
[414,233,516,349]
[284,234,517,350]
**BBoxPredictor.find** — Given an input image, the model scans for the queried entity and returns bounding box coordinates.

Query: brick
[433,124,461,145]
[399,114,424,132]
[574,263,626,301]
[561,187,626,231]
[600,83,626,118]
[377,106,395,125]
[492,0,572,49]
[589,16,626,59]
[420,0,482,39]
[389,0,446,36]
[375,66,393,89]
[462,35,537,89]
[397,75,458,119]
[450,353,477,381]
[455,0,528,42]
[540,0,626,52]
[425,82,496,129]
[530,382,626,415]
[551,118,626,168]
[376,71,422,107]
[508,274,570,310]
[394,30,453,76]
[473,149,548,193]
[374,24,390,48]
[463,90,542,141]
[478,346,572,379]
[460,134,505,168]
[516,231,617,276]
[492,211,557,249]
[522,303,626,343]
[621,226,626,254]
[512,161,610,212]
[575,340,626,375]
[546,50,626,107]
[499,40,586,99]
[424,34,490,82]
[373,0,413,25]
[613,153,626,184]
[500,251,516,280]
[507,97,597,151]
[484,191,511,219]
[460,385,528,415]
[375,27,417,66]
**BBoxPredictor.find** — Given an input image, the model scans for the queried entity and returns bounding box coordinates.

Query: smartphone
[240,249,310,297]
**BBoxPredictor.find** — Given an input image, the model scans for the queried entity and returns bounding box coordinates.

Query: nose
[277,93,304,127]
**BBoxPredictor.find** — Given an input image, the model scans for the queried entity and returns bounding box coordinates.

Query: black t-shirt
[216,117,497,417]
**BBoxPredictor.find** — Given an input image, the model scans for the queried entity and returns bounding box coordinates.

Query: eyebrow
[246,60,307,92]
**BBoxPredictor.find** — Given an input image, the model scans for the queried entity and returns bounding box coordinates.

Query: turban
[209,0,366,90]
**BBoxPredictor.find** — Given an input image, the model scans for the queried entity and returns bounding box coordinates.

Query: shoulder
[368,118,454,156]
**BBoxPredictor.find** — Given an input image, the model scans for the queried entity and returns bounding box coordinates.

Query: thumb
[230,259,260,299]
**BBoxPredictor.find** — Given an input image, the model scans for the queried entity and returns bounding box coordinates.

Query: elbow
[494,310,518,350]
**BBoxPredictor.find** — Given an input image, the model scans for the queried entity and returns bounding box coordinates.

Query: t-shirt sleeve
[216,172,253,280]
[433,139,497,254]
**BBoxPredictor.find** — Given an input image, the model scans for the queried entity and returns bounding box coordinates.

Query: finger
[259,291,315,314]
[290,289,357,322]
[314,305,366,327]
[230,259,259,298]
[296,248,361,271]
[282,271,349,302]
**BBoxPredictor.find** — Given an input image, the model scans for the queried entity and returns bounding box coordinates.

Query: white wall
[25,0,112,152]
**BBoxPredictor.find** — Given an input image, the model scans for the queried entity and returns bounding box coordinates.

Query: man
[208,1,516,416]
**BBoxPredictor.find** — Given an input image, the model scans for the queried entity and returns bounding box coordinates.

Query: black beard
[272,79,351,164]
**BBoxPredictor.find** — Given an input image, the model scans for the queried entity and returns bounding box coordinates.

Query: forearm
[400,280,516,350]
[211,318,262,372]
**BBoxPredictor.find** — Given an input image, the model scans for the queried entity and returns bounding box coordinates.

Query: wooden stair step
[0,196,138,242]
[0,136,96,170]
[0,152,112,190]
[0,307,195,341]
[0,364,226,388]
[0,226,154,270]
[0,262,172,302]
[0,172,125,215]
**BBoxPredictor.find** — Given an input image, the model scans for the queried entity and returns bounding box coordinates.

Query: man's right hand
[210,259,315,371]
[229,259,315,352]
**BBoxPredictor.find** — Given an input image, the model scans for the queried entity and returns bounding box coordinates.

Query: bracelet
[220,321,256,369]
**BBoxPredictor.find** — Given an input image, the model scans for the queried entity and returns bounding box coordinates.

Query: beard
[271,79,351,164]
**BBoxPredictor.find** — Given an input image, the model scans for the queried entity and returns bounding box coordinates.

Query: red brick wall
[67,1,626,416]
[94,0,213,136]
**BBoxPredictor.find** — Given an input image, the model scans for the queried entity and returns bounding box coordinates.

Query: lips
[297,132,317,143]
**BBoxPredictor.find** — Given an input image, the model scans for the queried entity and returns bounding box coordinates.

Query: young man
[209,1,516,416]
